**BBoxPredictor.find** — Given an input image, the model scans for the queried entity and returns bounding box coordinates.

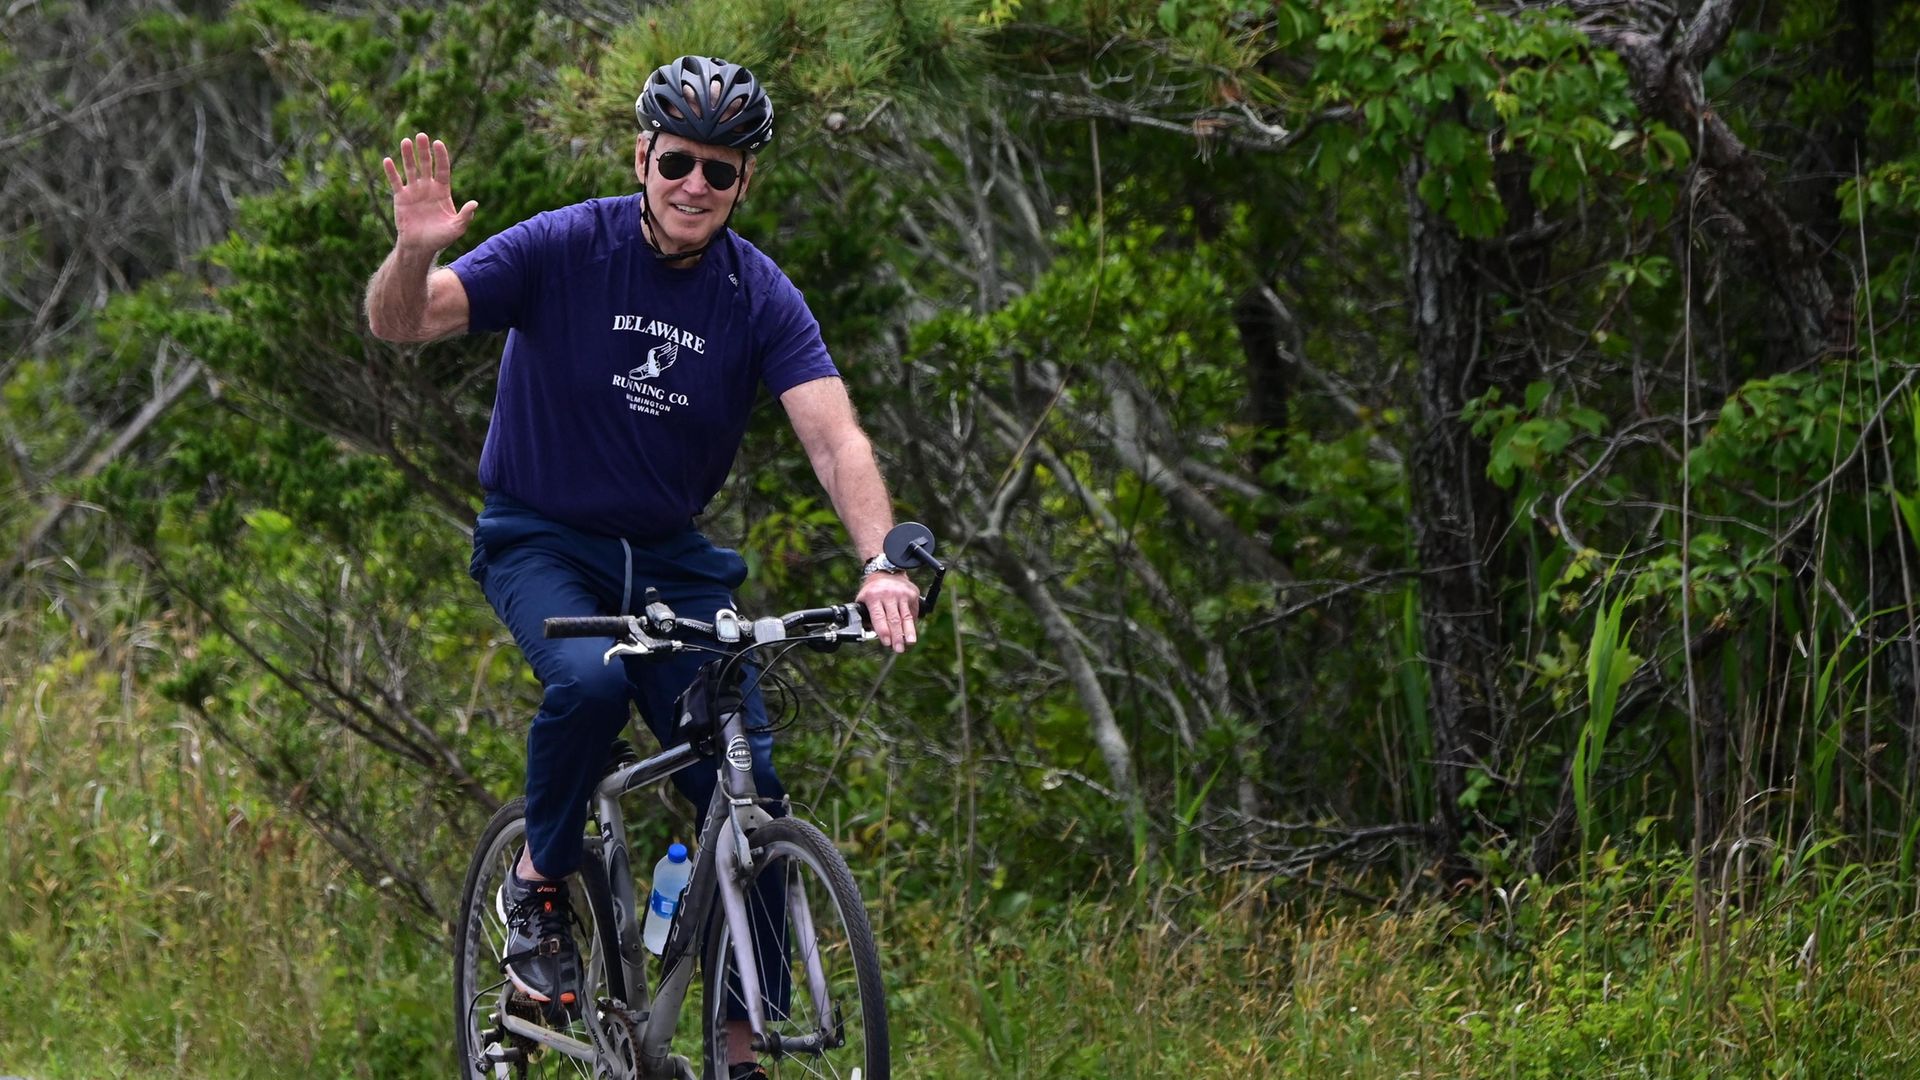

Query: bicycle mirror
[883,521,937,569]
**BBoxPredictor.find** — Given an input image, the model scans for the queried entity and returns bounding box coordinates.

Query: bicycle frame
[489,698,830,1079]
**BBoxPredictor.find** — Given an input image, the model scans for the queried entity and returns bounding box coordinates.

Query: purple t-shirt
[448,194,839,539]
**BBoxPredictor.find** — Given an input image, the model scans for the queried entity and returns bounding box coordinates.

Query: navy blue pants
[471,495,791,1020]
[468,493,786,880]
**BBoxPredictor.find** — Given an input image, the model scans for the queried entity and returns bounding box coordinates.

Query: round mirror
[883,521,936,568]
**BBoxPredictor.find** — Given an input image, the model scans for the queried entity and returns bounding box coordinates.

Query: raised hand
[382,132,478,255]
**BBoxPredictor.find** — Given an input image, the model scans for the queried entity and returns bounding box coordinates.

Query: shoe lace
[505,884,574,944]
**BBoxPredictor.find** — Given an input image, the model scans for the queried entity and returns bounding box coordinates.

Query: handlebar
[543,599,876,656]
[543,615,637,639]
[542,521,947,658]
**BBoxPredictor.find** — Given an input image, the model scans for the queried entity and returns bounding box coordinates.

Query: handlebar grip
[542,616,637,639]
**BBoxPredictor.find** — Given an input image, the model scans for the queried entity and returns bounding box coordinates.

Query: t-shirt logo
[629,341,678,382]
[609,317,695,418]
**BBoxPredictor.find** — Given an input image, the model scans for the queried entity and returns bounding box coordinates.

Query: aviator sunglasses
[654,150,742,190]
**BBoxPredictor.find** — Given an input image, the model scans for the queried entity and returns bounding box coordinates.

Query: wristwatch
[861,552,904,577]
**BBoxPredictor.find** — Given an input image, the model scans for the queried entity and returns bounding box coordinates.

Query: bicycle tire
[454,797,633,1079]
[699,817,888,1080]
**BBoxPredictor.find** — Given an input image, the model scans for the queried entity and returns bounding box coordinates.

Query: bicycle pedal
[505,989,576,1027]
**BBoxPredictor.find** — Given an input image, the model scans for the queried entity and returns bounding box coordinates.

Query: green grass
[884,856,1920,1078]
[6,615,1920,1078]
[0,614,443,1078]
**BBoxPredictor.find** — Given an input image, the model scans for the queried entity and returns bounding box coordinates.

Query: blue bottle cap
[668,842,688,862]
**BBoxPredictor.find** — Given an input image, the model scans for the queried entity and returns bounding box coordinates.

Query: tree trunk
[1233,285,1297,482]
[1403,156,1510,868]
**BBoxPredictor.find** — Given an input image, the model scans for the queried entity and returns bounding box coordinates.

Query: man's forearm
[816,433,896,559]
[365,243,438,341]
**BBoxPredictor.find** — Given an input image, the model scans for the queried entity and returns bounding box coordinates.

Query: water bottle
[643,842,691,955]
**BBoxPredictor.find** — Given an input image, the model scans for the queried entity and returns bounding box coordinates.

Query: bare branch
[5,349,203,579]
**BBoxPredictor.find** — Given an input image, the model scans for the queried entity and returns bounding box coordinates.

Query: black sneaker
[496,868,582,1023]
[727,1065,768,1080]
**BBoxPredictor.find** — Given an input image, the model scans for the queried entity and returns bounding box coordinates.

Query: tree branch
[5,349,203,580]
[1587,18,1840,361]
[1677,0,1743,65]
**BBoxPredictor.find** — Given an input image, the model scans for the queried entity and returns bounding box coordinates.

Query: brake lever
[842,603,878,642]
[603,636,676,664]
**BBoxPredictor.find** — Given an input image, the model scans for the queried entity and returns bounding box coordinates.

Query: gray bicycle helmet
[635,55,774,152]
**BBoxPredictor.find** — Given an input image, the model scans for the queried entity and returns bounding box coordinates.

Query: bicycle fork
[712,706,779,1049]
[709,709,844,1060]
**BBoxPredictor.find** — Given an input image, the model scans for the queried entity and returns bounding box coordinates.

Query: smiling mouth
[670,203,710,216]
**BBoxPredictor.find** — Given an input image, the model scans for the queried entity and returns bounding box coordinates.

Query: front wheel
[701,818,888,1080]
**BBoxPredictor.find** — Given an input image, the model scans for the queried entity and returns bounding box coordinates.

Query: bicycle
[454,522,946,1080]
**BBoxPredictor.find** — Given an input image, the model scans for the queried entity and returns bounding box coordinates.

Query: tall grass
[883,846,1920,1077]
[7,608,1920,1077]
[0,601,441,1078]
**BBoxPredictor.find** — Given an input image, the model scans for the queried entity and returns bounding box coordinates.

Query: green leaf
[1649,126,1692,168]
[1424,121,1469,166]
[244,508,295,535]
[1566,406,1606,434]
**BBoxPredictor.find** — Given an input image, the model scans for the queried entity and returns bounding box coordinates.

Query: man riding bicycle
[364,55,921,1079]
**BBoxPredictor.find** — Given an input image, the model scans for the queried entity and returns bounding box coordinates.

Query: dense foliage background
[7,0,1920,1074]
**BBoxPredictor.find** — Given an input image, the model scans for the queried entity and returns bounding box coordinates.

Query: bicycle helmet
[635,55,774,152]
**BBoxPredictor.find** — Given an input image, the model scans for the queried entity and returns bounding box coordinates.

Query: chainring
[589,998,646,1080]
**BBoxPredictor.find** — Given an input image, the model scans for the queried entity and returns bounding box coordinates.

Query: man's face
[636,132,753,255]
